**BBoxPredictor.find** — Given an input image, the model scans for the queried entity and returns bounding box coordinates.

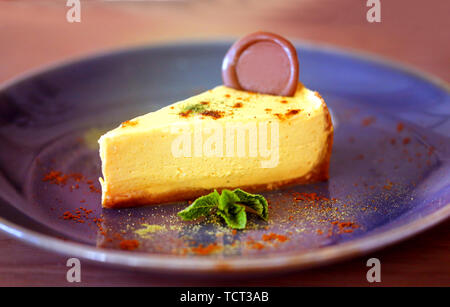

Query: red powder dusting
[43,171,70,186]
[397,122,404,132]
[262,232,289,242]
[121,120,138,128]
[60,207,105,234]
[89,184,101,194]
[403,137,411,145]
[329,221,360,235]
[62,211,83,222]
[119,239,140,251]
[191,243,221,255]
[293,192,330,202]
[247,241,265,250]
[179,110,192,117]
[200,110,224,119]
[42,170,100,194]
[274,113,287,120]
[285,109,301,117]
[354,154,365,160]
[337,222,359,233]
[362,117,376,126]
[383,181,393,190]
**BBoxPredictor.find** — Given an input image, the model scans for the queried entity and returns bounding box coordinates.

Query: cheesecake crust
[101,93,333,209]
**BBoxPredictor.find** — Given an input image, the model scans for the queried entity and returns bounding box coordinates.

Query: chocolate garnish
[222,32,299,97]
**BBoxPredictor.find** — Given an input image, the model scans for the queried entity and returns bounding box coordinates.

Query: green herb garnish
[177,189,268,229]
[179,102,209,114]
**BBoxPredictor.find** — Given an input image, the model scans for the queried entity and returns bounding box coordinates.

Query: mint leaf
[217,203,247,230]
[177,190,220,221]
[177,188,268,230]
[216,189,247,229]
[233,188,269,221]
[218,189,239,211]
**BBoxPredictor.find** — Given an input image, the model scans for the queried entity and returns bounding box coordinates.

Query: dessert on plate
[98,32,333,209]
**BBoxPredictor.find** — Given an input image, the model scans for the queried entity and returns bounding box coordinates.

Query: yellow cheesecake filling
[99,83,333,208]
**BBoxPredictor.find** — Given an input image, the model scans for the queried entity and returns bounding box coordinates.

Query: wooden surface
[0,0,449,286]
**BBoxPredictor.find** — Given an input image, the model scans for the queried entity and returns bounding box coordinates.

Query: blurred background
[1,0,449,84]
[0,0,449,286]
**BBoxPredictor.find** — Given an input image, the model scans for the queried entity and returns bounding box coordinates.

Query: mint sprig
[177,189,269,229]
[176,190,220,220]
[217,190,247,229]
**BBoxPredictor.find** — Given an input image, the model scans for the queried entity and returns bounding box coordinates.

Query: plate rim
[0,40,449,273]
[0,205,448,273]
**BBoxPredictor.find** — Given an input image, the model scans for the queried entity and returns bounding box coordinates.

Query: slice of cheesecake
[99,83,333,208]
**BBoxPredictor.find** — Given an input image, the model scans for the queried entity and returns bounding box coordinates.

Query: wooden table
[0,0,448,286]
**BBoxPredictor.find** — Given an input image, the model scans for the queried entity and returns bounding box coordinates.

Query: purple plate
[0,42,448,274]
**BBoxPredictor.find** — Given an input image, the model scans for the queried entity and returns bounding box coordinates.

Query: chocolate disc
[222,32,299,97]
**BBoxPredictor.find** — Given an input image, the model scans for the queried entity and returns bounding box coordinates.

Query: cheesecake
[99,83,333,208]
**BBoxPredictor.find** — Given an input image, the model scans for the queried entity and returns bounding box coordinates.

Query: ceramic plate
[0,42,449,274]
